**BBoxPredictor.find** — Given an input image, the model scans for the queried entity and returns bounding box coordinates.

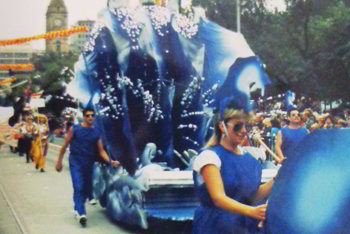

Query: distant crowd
[243,95,350,161]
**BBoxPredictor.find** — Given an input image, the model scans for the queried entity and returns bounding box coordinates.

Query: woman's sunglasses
[226,122,246,132]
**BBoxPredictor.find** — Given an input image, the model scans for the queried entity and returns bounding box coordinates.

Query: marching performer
[192,98,276,234]
[55,107,119,227]
[32,114,49,172]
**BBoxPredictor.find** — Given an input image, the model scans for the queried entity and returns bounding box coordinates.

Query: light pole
[236,0,241,33]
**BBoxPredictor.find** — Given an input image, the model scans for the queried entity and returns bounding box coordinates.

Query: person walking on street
[32,114,49,172]
[20,115,36,163]
[55,107,119,227]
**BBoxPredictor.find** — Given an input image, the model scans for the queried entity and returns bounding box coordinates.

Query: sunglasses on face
[85,114,95,118]
[226,122,246,132]
[291,113,300,117]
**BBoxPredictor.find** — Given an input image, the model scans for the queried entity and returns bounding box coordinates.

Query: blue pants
[69,158,93,216]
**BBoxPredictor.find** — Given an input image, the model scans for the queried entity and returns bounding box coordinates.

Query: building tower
[46,0,68,53]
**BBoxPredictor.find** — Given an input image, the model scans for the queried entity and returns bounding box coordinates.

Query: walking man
[55,107,119,227]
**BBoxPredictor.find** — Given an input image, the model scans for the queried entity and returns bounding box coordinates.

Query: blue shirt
[69,124,101,165]
[192,145,262,234]
[280,126,308,159]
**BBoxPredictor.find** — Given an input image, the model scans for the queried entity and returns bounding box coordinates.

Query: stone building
[46,0,68,53]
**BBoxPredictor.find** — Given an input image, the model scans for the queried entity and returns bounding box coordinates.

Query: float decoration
[70,2,270,229]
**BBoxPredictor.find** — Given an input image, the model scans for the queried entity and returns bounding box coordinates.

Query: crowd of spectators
[244,94,350,162]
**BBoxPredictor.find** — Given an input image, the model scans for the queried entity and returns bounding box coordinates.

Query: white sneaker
[89,199,97,205]
[75,213,87,227]
[79,215,87,227]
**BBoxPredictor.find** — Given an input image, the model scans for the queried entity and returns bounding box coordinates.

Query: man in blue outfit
[55,107,119,227]
[275,108,309,163]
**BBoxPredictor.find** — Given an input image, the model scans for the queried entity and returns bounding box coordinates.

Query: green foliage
[30,51,78,95]
[26,51,79,115]
[194,0,350,102]
[193,0,238,30]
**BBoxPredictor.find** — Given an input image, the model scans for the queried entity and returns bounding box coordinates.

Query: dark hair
[271,118,281,128]
[287,107,299,117]
[325,115,333,122]
[83,107,95,116]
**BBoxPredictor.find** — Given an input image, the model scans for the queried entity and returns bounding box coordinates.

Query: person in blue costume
[192,104,276,234]
[275,107,309,163]
[55,107,120,227]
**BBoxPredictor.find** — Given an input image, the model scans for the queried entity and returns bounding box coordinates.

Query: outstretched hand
[110,160,120,167]
[249,204,268,221]
[252,133,264,144]
[275,157,286,165]
[55,160,63,172]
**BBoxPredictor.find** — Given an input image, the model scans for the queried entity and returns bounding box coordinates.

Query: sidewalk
[0,145,140,234]
[0,183,22,234]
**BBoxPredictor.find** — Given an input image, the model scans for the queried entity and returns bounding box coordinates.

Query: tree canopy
[30,51,78,95]
[193,0,350,101]
[28,51,78,115]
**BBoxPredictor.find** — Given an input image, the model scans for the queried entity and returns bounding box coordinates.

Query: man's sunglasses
[85,114,95,118]
[226,122,246,132]
[290,113,300,117]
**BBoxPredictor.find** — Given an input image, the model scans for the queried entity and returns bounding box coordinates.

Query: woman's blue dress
[193,145,262,234]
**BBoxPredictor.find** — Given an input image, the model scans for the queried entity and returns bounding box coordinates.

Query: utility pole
[236,0,241,33]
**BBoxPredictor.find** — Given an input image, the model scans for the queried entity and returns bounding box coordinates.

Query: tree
[193,0,350,102]
[30,52,78,115]
[274,0,350,101]
[30,52,78,95]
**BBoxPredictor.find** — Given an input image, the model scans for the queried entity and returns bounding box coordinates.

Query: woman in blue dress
[192,107,276,234]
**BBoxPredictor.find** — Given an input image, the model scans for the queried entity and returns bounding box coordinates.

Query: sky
[0,0,108,50]
[265,0,286,12]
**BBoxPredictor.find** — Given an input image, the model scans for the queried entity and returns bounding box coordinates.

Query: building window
[14,53,29,58]
[15,59,29,64]
[0,59,13,64]
[0,53,12,58]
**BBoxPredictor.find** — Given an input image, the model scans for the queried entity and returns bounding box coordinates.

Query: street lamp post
[237,0,241,33]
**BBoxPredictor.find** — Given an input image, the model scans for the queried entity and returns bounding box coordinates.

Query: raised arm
[202,164,267,221]
[275,131,285,163]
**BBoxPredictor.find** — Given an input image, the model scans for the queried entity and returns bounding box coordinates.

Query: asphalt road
[0,145,144,234]
[0,141,193,234]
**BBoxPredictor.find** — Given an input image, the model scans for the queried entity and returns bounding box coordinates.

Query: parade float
[67,0,276,230]
[1,1,349,232]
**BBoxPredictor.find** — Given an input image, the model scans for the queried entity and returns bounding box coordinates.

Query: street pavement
[0,143,144,234]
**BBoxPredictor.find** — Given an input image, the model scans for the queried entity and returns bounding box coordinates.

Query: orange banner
[0,64,33,70]
[0,26,89,46]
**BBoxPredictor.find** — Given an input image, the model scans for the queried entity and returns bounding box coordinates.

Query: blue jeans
[69,160,93,216]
